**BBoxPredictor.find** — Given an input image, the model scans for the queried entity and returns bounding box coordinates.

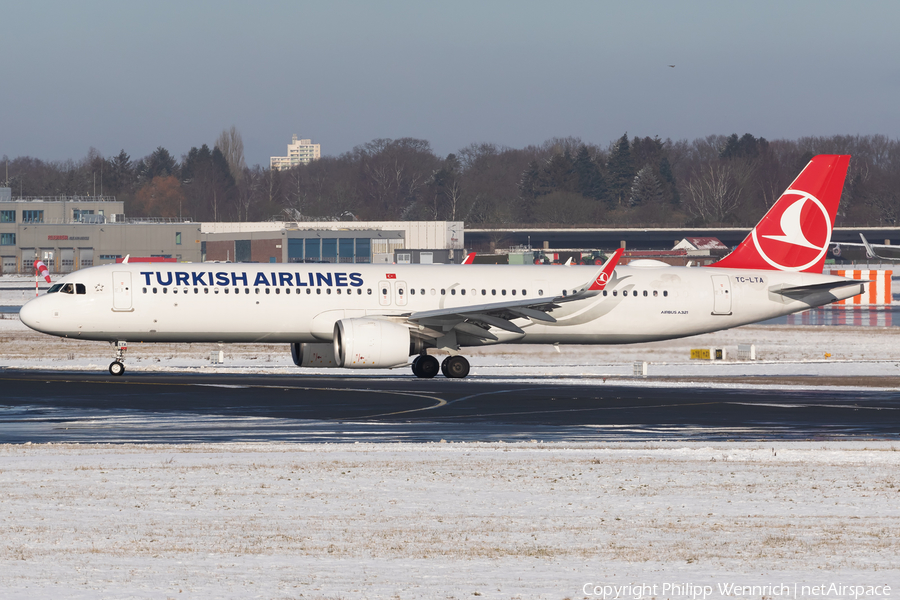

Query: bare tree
[215,126,247,185]
[684,161,755,224]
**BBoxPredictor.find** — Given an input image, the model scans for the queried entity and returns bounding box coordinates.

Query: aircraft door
[113,271,133,311]
[378,281,392,306]
[711,275,732,315]
[395,280,408,306]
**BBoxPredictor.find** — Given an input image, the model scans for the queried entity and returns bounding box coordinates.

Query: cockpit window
[76,283,86,295]
[47,284,63,294]
[60,283,75,294]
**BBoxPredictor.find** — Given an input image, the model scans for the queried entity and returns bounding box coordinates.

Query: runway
[1,369,898,443]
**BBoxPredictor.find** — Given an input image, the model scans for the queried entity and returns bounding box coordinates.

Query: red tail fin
[709,154,850,273]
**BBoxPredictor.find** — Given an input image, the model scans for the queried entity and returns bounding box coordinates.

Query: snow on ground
[0,442,897,599]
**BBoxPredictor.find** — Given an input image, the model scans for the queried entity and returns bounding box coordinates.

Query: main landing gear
[109,341,127,376]
[411,354,470,379]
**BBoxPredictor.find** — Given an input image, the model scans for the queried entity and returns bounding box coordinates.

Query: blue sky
[2,1,898,167]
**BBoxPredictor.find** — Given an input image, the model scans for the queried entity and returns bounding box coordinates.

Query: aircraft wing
[406,249,623,341]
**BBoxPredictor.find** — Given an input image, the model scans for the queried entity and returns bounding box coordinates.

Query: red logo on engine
[751,191,831,271]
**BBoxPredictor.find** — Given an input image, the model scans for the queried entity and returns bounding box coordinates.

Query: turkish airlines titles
[139,270,366,289]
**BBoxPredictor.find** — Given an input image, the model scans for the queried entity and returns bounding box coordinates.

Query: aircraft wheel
[414,355,439,378]
[444,355,470,379]
[411,355,422,376]
[440,356,451,377]
[109,361,125,376]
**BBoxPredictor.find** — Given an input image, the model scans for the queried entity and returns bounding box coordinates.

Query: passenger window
[307,289,312,294]
[502,290,506,296]
[276,288,281,294]
[336,289,340,295]
[398,288,404,295]
[326,288,331,294]
[213,289,218,294]
[223,288,227,294]
[492,290,496,296]
[431,289,436,295]
[382,288,387,295]
[451,289,456,295]
[366,289,371,295]
[663,290,668,297]
[76,284,86,295]
[522,289,527,296]
[410,288,415,295]
[204,288,209,294]
[358,289,363,295]
[653,290,658,297]
[265,288,270,294]
[622,290,628,297]
[461,289,465,295]
[602,290,607,297]
[421,289,425,295]
[174,288,179,294]
[317,289,322,294]
[613,290,617,296]
[143,287,147,294]
[441,289,445,295]
[255,288,259,294]
[163,288,168,294]
[511,289,516,296]
[153,288,158,294]
[538,289,543,296]
[643,290,648,297]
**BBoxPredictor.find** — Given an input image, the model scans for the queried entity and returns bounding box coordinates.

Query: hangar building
[0,190,464,273]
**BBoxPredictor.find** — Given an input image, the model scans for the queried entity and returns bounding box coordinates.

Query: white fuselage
[20,261,860,346]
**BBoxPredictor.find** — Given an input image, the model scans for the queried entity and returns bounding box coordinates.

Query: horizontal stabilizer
[769,280,866,300]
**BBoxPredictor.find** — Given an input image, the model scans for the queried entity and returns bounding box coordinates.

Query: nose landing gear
[109,341,127,376]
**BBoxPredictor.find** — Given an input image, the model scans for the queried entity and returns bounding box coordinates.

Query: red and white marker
[34,259,51,296]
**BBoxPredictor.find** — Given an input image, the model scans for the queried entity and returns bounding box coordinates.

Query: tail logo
[595,272,610,286]
[750,191,831,271]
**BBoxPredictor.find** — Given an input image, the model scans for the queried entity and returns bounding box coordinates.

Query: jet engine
[333,318,411,368]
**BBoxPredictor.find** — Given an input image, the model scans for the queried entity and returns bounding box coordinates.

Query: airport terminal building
[0,189,464,273]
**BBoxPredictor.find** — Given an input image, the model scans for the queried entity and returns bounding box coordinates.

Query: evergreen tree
[146,147,178,179]
[573,145,607,202]
[106,150,133,195]
[630,165,662,207]
[540,151,576,194]
[607,133,635,206]
[720,133,768,159]
[658,156,680,205]
[519,160,542,200]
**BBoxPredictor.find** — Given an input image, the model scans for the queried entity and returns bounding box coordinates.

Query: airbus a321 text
[20,155,863,378]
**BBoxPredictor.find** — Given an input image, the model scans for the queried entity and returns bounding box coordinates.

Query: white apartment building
[270,134,321,170]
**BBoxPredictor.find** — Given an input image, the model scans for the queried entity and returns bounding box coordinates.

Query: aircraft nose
[19,299,44,332]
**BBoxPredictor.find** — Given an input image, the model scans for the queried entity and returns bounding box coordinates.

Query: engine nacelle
[333,318,411,368]
[290,342,339,367]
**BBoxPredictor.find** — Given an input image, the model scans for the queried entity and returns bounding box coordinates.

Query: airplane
[832,233,900,262]
[19,154,864,379]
